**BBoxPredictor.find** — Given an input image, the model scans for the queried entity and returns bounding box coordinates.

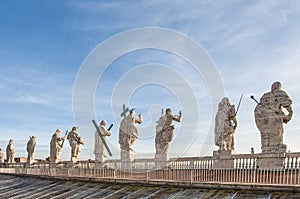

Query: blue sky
[1,1,300,160]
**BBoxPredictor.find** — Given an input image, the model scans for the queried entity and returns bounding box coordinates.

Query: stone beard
[214,97,237,151]
[254,81,293,153]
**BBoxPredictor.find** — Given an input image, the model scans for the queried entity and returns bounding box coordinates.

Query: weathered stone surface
[257,153,285,169]
[155,108,182,164]
[94,120,111,162]
[254,82,293,154]
[26,136,36,163]
[6,139,15,163]
[50,129,65,163]
[67,126,84,163]
[119,109,142,161]
[214,97,237,151]
[213,150,235,168]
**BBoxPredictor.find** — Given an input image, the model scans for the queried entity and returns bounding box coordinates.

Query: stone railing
[1,166,300,187]
[1,153,300,188]
[2,152,300,170]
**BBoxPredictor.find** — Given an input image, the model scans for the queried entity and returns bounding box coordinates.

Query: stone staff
[60,130,68,148]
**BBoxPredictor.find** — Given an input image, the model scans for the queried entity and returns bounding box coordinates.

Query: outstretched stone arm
[172,111,182,122]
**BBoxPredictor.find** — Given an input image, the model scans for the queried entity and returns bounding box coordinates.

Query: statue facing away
[27,136,37,162]
[94,120,111,162]
[254,81,293,153]
[6,139,15,163]
[67,126,84,162]
[50,129,65,163]
[214,97,237,151]
[155,108,182,161]
[119,109,142,160]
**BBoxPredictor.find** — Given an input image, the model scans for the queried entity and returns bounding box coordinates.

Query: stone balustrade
[1,153,300,188]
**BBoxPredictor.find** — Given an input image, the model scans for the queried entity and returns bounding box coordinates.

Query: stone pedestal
[120,149,136,161]
[257,152,286,169]
[120,149,136,169]
[213,150,235,169]
[155,153,170,169]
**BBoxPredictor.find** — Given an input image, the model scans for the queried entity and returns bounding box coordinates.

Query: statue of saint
[6,139,15,163]
[254,81,293,153]
[119,109,142,160]
[155,108,182,161]
[67,126,84,162]
[214,97,237,151]
[50,129,65,163]
[27,136,37,162]
[0,148,4,163]
[94,120,111,162]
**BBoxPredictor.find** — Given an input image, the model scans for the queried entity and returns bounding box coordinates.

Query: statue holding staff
[214,97,237,151]
[67,126,84,162]
[94,120,112,162]
[50,129,66,163]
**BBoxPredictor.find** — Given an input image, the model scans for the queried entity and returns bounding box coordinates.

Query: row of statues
[95,108,182,163]
[2,136,37,163]
[214,81,293,155]
[1,107,182,164]
[0,81,292,165]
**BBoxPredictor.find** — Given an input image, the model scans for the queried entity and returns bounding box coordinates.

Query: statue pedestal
[262,144,287,154]
[257,152,286,169]
[155,153,170,169]
[120,149,136,161]
[120,149,136,169]
[258,144,287,169]
[213,150,235,169]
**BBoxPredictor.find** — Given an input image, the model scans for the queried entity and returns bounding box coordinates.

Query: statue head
[72,126,78,132]
[9,139,13,144]
[129,108,135,117]
[55,129,62,135]
[271,81,282,91]
[166,108,172,115]
[100,120,107,126]
[218,97,230,110]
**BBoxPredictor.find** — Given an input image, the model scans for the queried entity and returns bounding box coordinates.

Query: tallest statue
[254,81,293,154]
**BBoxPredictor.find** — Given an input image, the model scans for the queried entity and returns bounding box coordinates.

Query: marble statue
[27,136,36,162]
[119,108,142,161]
[94,120,111,162]
[155,108,182,162]
[6,139,15,163]
[214,97,237,151]
[254,81,293,153]
[0,148,4,163]
[67,126,84,162]
[50,129,65,163]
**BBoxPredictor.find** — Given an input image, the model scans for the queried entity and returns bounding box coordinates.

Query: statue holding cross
[119,105,142,161]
